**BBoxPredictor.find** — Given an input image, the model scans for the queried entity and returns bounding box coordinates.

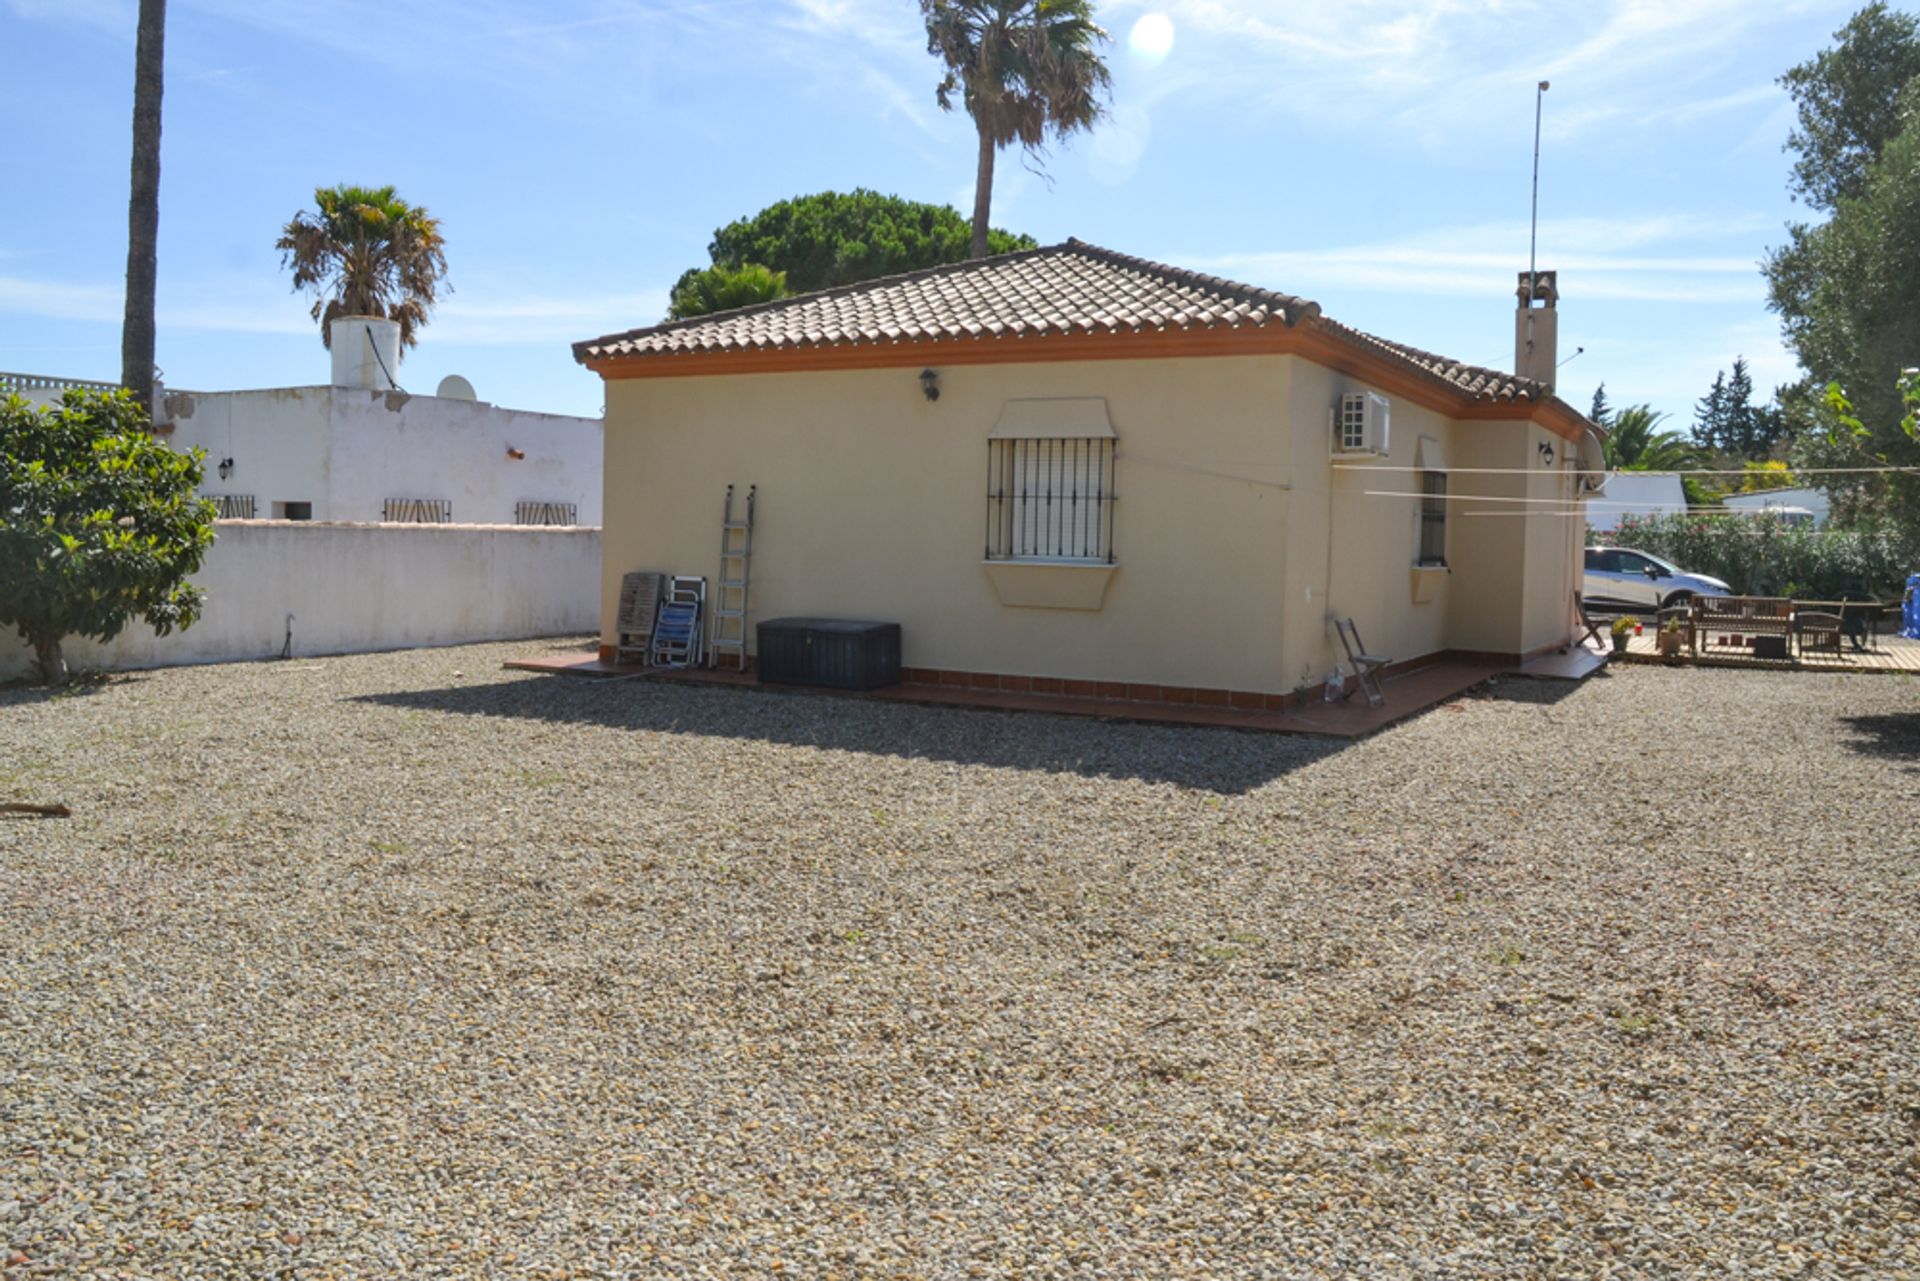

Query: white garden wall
[0,520,600,682]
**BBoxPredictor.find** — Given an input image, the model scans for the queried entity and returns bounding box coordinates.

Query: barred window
[985,437,1116,562]
[515,500,578,526]
[1419,471,1447,568]
[384,498,452,523]
[210,494,256,519]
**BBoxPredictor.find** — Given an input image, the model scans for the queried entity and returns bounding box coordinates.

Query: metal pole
[1526,80,1549,368]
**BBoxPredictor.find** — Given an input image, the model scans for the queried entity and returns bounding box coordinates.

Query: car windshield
[1637,551,1684,575]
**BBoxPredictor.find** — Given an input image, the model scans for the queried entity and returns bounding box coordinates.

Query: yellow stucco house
[575,241,1600,704]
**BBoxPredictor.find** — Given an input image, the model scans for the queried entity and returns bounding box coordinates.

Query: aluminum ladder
[711,484,755,670]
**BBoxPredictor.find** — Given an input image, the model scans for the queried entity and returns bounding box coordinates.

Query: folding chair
[1575,592,1606,650]
[1334,617,1390,709]
[649,575,707,669]
[614,571,665,666]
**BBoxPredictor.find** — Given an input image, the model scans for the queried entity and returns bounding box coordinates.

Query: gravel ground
[2,640,1918,1279]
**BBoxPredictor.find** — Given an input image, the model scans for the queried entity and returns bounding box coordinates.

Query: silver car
[1583,546,1731,611]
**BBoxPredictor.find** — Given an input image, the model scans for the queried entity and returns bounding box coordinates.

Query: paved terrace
[3,640,1917,1277]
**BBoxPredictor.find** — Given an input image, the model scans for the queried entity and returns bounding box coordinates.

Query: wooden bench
[1692,597,1793,657]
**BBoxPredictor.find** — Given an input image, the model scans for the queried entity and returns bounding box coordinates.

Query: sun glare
[1128,12,1175,64]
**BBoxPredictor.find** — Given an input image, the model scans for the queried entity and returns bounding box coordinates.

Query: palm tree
[1603,406,1705,472]
[120,0,166,415]
[920,0,1111,258]
[277,185,449,352]
[667,262,789,320]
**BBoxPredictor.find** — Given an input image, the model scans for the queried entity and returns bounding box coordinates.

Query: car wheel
[1661,591,1695,610]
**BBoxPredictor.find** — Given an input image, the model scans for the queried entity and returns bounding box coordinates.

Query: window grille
[1419,471,1447,567]
[985,437,1116,562]
[384,498,452,523]
[211,494,256,519]
[515,500,578,526]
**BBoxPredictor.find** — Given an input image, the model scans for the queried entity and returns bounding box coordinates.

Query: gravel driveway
[2,641,1917,1278]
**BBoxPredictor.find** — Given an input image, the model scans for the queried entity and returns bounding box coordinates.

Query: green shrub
[1593,511,1919,600]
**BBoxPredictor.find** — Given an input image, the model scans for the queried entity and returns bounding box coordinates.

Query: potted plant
[1610,616,1639,655]
[1656,615,1685,658]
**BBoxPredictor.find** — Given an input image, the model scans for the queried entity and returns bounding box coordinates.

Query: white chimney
[329,315,402,390]
[1515,270,1558,388]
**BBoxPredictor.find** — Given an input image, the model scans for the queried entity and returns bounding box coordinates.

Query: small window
[985,437,1116,562]
[211,494,256,519]
[1418,471,1447,567]
[384,498,452,523]
[273,500,312,521]
[515,500,578,526]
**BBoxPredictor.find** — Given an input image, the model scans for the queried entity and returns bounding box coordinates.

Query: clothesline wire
[1332,464,1920,477]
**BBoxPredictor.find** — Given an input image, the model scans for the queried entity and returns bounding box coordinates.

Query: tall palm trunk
[971,125,997,259]
[121,0,166,417]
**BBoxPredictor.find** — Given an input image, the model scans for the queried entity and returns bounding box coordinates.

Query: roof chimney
[1515,270,1557,388]
[329,316,402,390]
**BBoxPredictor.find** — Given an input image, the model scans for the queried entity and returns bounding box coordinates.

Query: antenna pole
[1527,79,1549,362]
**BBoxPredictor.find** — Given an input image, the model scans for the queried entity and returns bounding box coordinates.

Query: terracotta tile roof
[575,238,1552,406]
[1319,319,1550,404]
[575,239,1317,358]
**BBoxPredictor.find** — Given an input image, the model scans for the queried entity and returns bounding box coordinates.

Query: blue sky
[0,0,1865,422]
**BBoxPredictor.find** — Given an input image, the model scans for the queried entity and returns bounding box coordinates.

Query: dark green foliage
[1603,406,1705,472]
[1594,511,1918,600]
[1693,370,1728,450]
[1588,383,1612,429]
[0,390,215,684]
[666,262,790,321]
[674,190,1038,308]
[1765,6,1920,532]
[1693,359,1788,458]
[1780,3,1920,211]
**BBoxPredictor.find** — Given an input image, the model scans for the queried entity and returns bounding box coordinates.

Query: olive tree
[0,390,215,685]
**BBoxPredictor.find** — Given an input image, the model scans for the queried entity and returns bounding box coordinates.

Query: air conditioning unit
[1335,391,1391,456]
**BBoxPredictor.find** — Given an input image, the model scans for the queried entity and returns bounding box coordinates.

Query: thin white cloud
[1179,214,1771,306]
[0,275,122,323]
[1098,0,1845,150]
[0,271,669,347]
[5,0,130,34]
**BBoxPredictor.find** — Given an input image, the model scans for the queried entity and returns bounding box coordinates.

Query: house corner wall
[1282,361,1458,686]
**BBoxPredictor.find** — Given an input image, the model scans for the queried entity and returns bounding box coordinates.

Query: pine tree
[1589,382,1612,428]
[1724,358,1758,457]
[1694,371,1728,451]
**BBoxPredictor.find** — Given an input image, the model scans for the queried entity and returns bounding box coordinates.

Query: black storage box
[1753,635,1790,660]
[757,618,902,690]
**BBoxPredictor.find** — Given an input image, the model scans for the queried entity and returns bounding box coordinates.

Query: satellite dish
[436,374,477,401]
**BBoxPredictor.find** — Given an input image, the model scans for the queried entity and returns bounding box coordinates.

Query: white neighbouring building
[1721,486,1831,527]
[1585,472,1687,536]
[4,316,603,527]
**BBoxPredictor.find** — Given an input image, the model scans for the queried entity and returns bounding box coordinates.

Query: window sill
[982,559,1118,611]
[1411,564,1449,604]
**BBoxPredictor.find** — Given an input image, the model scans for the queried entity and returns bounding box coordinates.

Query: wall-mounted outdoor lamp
[1538,441,1555,465]
[919,368,941,402]
[217,457,235,480]
[506,446,526,460]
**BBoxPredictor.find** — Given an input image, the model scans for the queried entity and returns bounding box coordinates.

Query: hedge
[1594,512,1920,601]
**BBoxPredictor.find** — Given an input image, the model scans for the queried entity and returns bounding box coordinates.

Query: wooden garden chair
[1794,611,1845,661]
[1334,617,1390,709]
[1575,592,1606,649]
